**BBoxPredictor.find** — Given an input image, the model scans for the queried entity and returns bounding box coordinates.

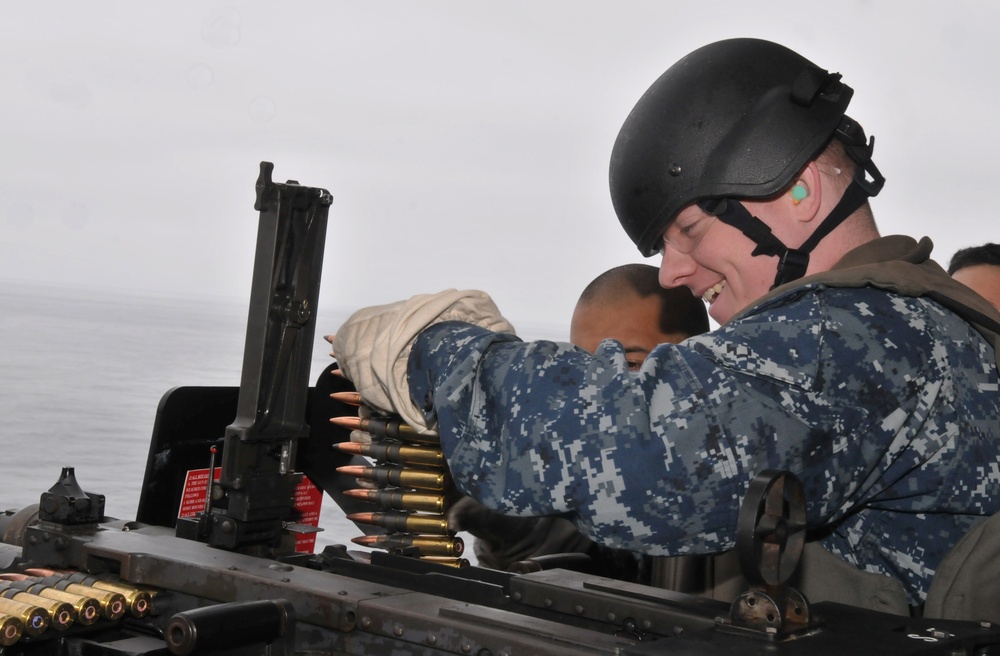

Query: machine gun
[0,163,998,655]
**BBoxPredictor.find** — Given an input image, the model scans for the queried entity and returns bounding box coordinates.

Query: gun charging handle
[166,599,295,655]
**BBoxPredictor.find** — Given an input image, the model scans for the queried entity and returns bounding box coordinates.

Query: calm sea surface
[0,282,363,552]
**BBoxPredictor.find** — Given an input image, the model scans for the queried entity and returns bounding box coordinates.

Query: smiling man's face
[657,201,785,325]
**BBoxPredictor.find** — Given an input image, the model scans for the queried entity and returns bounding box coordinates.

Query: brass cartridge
[23,568,152,619]
[0,613,22,647]
[330,416,439,444]
[56,583,125,621]
[343,489,450,514]
[0,589,73,631]
[337,465,448,491]
[347,511,450,535]
[88,580,152,618]
[351,534,464,558]
[335,441,444,468]
[0,597,48,636]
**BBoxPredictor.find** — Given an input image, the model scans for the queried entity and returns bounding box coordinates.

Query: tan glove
[330,289,515,430]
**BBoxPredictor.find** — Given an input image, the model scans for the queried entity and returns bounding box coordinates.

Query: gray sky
[2,1,998,341]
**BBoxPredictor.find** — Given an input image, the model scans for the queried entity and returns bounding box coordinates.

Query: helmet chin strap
[698,120,885,289]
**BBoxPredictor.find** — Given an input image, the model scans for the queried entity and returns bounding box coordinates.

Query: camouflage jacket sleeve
[408,285,1000,602]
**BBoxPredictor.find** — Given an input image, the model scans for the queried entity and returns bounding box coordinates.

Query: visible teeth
[703,281,726,303]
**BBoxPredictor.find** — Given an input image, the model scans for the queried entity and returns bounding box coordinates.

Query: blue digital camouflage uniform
[407,237,1000,605]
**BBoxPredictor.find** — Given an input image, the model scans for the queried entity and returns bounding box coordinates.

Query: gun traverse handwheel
[735,469,807,587]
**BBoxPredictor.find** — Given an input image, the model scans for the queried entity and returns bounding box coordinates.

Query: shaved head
[571,264,709,369]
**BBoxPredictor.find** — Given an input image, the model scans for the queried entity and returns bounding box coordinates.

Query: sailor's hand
[327,290,514,430]
[447,495,531,540]
[448,496,593,571]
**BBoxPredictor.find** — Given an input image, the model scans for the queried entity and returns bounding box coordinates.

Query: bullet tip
[330,416,362,429]
[330,391,362,406]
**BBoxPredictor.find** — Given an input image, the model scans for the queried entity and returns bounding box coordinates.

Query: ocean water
[0,282,361,551]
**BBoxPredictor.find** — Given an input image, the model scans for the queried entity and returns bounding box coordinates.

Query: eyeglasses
[658,213,717,255]
[657,166,843,256]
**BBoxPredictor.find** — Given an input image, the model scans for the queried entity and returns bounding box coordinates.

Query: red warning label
[179,467,322,553]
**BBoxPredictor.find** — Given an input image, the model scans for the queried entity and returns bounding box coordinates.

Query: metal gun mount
[175,161,332,555]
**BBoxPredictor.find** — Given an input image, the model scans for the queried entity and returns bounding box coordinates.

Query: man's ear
[788,161,822,224]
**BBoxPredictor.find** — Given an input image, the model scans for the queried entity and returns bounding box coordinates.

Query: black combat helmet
[610,38,883,287]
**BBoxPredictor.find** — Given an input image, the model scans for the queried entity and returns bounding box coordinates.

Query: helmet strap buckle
[774,250,810,288]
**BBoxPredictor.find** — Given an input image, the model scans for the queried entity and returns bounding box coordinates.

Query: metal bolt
[574,604,585,615]
[360,617,371,629]
[393,625,404,637]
